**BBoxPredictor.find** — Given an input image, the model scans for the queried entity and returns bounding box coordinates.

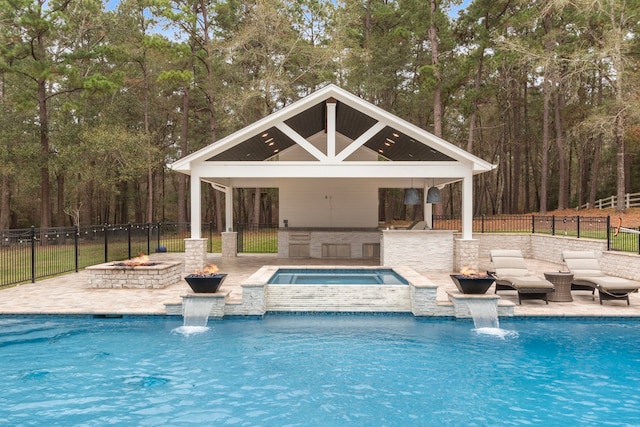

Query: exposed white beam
[192,161,470,178]
[326,99,336,160]
[334,122,386,162]
[275,123,328,162]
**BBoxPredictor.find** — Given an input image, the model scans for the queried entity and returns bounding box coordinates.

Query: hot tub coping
[243,265,438,289]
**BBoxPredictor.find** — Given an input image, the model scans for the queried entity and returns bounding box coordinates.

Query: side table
[544,272,574,302]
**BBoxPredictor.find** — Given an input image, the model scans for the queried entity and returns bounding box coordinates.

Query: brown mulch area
[547,207,640,228]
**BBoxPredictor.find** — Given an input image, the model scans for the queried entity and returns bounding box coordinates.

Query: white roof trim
[169,84,496,173]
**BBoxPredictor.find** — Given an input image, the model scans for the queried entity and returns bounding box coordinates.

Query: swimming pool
[268,268,409,285]
[2,315,640,425]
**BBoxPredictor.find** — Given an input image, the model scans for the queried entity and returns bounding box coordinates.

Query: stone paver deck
[1,253,639,317]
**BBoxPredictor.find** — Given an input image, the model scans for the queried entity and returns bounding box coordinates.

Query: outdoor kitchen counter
[277,228,381,259]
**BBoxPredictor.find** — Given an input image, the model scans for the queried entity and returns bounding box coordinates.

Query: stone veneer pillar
[454,238,479,272]
[221,232,238,257]
[184,238,207,273]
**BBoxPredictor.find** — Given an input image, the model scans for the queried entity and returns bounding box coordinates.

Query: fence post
[577,216,580,239]
[127,223,132,260]
[157,222,161,252]
[237,223,243,252]
[551,215,556,236]
[147,222,151,255]
[481,214,485,233]
[531,215,535,234]
[209,221,213,252]
[74,225,79,273]
[606,216,611,251]
[104,223,108,263]
[31,226,36,283]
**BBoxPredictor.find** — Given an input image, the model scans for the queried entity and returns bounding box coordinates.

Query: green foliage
[1,0,639,226]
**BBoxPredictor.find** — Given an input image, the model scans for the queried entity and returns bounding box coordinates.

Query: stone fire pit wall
[86,261,183,289]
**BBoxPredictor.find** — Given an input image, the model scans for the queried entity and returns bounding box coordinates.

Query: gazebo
[170,84,495,272]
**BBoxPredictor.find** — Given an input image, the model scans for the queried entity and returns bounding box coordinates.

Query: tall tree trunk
[38,79,51,228]
[143,65,153,223]
[0,170,9,230]
[553,76,568,210]
[511,79,522,213]
[523,82,532,212]
[252,188,261,225]
[0,73,10,230]
[429,0,443,216]
[613,42,626,212]
[178,87,189,225]
[429,0,442,138]
[466,48,483,153]
[540,13,553,214]
[56,173,65,226]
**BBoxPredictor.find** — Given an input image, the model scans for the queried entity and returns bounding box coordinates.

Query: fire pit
[450,269,495,294]
[184,264,227,293]
[112,254,158,267]
[86,254,182,289]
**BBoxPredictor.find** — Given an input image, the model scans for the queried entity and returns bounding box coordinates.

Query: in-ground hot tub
[268,268,408,285]
[264,267,411,312]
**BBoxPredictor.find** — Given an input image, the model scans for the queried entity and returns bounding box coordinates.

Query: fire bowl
[450,274,495,294]
[184,274,227,293]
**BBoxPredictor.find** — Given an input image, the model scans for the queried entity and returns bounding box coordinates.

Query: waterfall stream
[465,299,517,338]
[173,298,215,335]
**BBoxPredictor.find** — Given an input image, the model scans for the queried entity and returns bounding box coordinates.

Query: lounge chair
[489,249,555,304]
[562,250,640,305]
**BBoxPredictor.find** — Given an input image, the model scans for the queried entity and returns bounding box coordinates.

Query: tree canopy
[1,0,639,229]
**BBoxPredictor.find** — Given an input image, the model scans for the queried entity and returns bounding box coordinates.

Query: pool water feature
[181,298,215,328]
[2,315,640,425]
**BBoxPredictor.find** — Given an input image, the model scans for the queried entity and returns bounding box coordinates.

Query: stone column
[221,232,238,257]
[454,238,479,272]
[184,238,207,273]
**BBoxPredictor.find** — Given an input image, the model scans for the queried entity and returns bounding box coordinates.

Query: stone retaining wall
[472,233,639,280]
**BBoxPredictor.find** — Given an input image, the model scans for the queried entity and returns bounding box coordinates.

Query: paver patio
[1,253,639,317]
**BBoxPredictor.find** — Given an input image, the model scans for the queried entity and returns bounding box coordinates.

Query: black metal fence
[0,222,219,287]
[433,214,638,254]
[236,223,279,253]
[2,215,638,288]
[611,226,640,253]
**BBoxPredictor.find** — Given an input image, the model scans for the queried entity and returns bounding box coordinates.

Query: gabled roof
[170,84,495,174]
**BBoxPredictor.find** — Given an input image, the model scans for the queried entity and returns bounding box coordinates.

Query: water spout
[174,297,215,335]
[465,299,517,338]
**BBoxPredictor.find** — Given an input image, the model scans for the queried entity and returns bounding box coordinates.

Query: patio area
[1,252,640,317]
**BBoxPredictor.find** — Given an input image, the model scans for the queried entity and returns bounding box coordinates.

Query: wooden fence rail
[578,192,640,210]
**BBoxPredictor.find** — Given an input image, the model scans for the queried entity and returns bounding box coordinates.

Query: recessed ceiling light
[378,149,384,153]
[386,138,395,144]
[265,137,274,143]
[392,132,399,138]
[384,142,391,147]
[268,142,274,146]
[274,149,279,153]
[262,133,269,138]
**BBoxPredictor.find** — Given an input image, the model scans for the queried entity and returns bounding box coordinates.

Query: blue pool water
[2,315,640,426]
[268,268,408,285]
